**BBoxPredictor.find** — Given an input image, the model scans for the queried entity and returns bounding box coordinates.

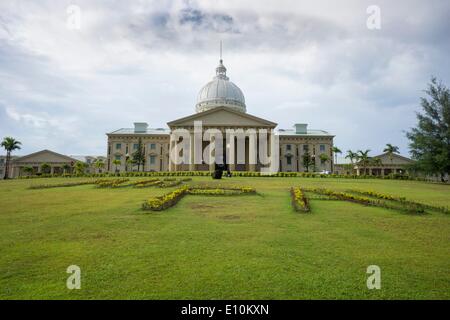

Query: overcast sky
[1,0,449,158]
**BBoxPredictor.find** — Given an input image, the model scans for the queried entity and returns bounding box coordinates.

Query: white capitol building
[106,57,334,173]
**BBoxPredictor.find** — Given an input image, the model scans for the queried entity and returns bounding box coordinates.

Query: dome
[195,60,246,113]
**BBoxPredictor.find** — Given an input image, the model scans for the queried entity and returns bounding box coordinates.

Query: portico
[167,106,277,172]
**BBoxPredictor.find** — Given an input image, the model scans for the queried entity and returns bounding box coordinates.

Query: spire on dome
[215,40,228,80]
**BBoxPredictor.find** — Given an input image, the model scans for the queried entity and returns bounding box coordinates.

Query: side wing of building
[106,125,170,172]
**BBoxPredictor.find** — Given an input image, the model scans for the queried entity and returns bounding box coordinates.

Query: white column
[189,132,195,171]
[228,134,236,171]
[249,132,256,171]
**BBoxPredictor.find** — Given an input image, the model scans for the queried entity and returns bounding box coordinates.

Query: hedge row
[17,171,428,181]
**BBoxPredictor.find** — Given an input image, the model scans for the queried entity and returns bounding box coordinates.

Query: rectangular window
[286,144,291,151]
[116,143,121,150]
[150,143,156,150]
[287,157,292,165]
[0,159,4,165]
[150,156,156,165]
[115,155,121,161]
[303,145,309,151]
[320,145,325,152]
[133,143,139,150]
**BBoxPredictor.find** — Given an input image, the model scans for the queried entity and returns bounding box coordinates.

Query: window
[286,144,292,151]
[150,156,156,165]
[150,143,156,150]
[115,155,121,161]
[287,156,292,165]
[0,159,4,165]
[303,145,309,152]
[116,143,121,150]
[320,145,325,152]
[133,143,139,150]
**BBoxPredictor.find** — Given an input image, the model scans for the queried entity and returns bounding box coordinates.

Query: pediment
[14,150,77,164]
[167,107,277,128]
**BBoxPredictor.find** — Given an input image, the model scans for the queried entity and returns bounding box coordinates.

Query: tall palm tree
[1,137,21,179]
[345,150,358,174]
[357,149,371,175]
[113,159,121,173]
[94,159,105,173]
[319,154,330,171]
[383,143,400,167]
[126,158,134,172]
[332,146,342,173]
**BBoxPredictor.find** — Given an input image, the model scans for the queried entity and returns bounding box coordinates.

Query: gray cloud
[0,0,449,158]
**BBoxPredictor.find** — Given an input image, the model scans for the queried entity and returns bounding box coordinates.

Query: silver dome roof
[195,60,246,113]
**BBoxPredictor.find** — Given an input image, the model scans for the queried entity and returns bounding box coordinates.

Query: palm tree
[383,143,400,167]
[126,158,134,172]
[94,159,105,173]
[112,159,121,173]
[357,149,371,175]
[1,137,21,179]
[319,154,330,172]
[332,146,342,173]
[345,150,358,174]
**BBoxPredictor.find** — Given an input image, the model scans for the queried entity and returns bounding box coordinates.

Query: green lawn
[0,177,449,299]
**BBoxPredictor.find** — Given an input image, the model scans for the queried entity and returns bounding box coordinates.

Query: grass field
[0,176,449,299]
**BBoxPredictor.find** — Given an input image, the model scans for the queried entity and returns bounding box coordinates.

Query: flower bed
[95,178,130,188]
[188,184,256,193]
[142,186,189,211]
[347,189,448,214]
[290,187,310,212]
[142,185,257,211]
[158,180,183,188]
[303,187,425,214]
[131,179,163,188]
[188,188,254,196]
[28,180,97,189]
